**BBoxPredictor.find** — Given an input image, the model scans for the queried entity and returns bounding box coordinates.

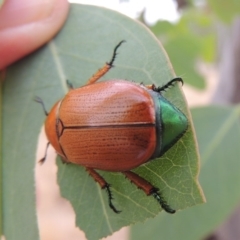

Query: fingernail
[0,0,56,29]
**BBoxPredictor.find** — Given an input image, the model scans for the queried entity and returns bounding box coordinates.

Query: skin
[0,0,69,70]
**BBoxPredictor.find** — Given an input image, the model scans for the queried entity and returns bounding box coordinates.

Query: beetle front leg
[122,171,176,214]
[85,167,121,213]
[144,77,184,93]
[154,77,184,93]
[144,84,156,90]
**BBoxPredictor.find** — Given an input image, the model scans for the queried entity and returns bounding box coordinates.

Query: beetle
[35,40,188,214]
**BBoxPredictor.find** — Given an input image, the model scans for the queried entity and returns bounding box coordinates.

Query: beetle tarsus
[39,142,50,165]
[151,190,176,214]
[34,96,49,116]
[86,168,121,213]
[104,183,121,214]
[39,157,45,165]
[107,40,126,67]
[154,77,183,93]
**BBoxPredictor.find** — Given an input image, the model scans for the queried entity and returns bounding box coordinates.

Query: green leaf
[2,4,204,240]
[208,0,240,23]
[131,105,240,240]
[2,73,40,240]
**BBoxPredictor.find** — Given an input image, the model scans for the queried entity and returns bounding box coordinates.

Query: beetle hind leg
[123,171,175,214]
[151,190,176,214]
[104,183,121,214]
[86,40,125,85]
[86,168,121,213]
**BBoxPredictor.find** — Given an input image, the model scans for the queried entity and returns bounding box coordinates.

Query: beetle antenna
[151,189,176,214]
[105,184,122,214]
[107,40,126,67]
[34,96,48,116]
[155,77,183,93]
[39,142,50,164]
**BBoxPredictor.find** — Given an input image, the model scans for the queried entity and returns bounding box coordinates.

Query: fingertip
[0,0,69,70]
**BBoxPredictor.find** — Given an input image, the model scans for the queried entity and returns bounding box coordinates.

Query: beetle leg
[66,79,74,90]
[34,96,48,116]
[85,40,125,85]
[39,142,50,164]
[60,157,70,164]
[122,171,176,214]
[144,84,156,90]
[85,167,121,213]
[154,77,184,93]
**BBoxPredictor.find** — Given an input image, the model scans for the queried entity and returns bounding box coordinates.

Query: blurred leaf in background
[149,7,215,89]
[146,0,240,91]
[208,0,240,23]
[147,0,240,93]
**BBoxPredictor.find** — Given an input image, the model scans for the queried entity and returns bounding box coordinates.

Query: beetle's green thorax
[150,91,188,159]
[160,96,188,154]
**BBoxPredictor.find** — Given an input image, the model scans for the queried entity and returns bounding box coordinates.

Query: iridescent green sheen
[159,96,188,155]
[148,91,188,160]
